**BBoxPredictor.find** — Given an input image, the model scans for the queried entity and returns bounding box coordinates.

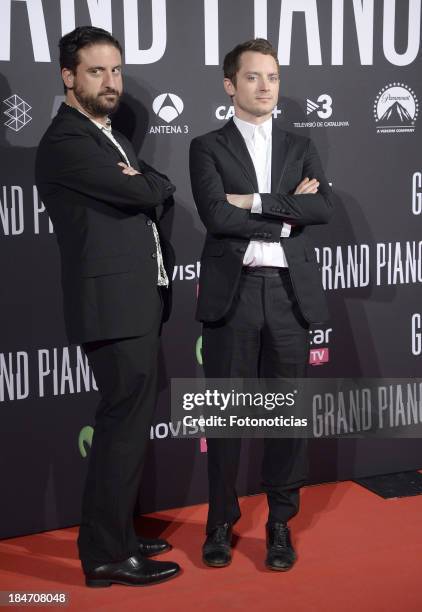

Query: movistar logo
[78,426,93,458]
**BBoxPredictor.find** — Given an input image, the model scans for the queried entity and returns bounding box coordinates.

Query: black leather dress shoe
[137,536,172,557]
[265,522,297,571]
[202,523,232,567]
[85,554,180,587]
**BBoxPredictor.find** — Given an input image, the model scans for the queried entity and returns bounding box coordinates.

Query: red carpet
[1,481,422,611]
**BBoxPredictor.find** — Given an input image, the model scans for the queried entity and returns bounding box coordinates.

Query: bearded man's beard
[73,85,121,117]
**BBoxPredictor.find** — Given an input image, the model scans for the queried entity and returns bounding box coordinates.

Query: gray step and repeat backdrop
[0,0,421,538]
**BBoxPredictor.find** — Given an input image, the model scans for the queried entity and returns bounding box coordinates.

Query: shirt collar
[233,114,272,143]
[92,117,112,132]
[66,102,112,132]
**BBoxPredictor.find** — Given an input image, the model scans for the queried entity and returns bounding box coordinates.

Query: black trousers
[203,268,309,533]
[77,291,162,572]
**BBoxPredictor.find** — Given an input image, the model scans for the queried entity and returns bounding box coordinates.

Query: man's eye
[247,76,257,81]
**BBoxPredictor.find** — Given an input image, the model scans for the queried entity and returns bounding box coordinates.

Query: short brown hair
[223,38,279,85]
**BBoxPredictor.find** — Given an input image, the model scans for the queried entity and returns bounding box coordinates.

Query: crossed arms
[189,137,334,239]
[37,130,175,212]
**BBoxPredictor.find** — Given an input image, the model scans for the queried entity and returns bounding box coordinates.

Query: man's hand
[118,162,141,176]
[226,193,254,210]
[294,177,319,194]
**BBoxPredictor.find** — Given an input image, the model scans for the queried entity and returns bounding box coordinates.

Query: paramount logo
[379,101,412,123]
[374,84,419,134]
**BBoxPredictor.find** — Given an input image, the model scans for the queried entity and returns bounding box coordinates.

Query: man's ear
[223,78,236,98]
[61,68,75,90]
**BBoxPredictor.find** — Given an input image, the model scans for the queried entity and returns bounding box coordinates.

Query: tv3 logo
[306,94,333,119]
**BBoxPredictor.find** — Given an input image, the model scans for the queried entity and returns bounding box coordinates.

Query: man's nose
[103,71,118,89]
[259,78,270,90]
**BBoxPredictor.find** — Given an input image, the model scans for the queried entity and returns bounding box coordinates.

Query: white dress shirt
[233,115,290,268]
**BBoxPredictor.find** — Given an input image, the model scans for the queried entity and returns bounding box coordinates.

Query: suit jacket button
[151,252,157,259]
[146,219,153,226]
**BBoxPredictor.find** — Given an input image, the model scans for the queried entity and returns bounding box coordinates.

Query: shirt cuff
[251,193,262,213]
[280,223,291,238]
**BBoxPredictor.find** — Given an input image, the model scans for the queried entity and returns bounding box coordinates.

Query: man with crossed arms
[190,38,333,571]
[36,26,180,587]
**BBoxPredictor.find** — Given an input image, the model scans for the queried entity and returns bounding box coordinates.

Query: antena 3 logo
[374,83,419,134]
[153,93,183,122]
[150,92,189,135]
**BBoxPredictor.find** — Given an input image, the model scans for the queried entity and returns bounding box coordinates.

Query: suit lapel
[271,124,290,192]
[217,119,258,191]
[217,119,291,193]
[101,133,126,160]
[98,128,141,171]
[58,105,139,169]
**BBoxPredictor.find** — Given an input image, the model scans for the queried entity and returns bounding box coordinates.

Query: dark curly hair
[59,26,122,92]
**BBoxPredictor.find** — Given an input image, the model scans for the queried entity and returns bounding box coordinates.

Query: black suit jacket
[189,119,334,324]
[35,103,175,344]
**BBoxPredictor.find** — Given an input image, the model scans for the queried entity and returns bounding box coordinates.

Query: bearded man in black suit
[36,26,180,587]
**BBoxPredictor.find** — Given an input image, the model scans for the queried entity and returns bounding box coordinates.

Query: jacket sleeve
[189,137,284,241]
[260,139,334,225]
[37,132,175,212]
